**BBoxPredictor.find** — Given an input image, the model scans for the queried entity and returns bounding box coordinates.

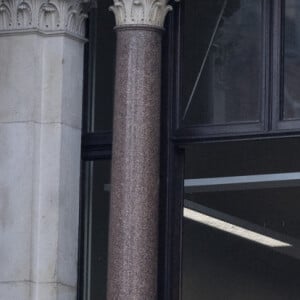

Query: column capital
[109,0,172,29]
[0,0,90,39]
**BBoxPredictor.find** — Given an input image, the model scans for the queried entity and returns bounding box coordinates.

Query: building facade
[2,0,300,299]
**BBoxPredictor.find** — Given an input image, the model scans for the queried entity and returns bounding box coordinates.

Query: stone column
[107,1,172,299]
[0,1,89,299]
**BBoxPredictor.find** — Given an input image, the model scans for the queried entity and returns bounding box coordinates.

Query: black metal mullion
[271,0,284,131]
[262,0,272,132]
[159,2,186,299]
[273,0,300,131]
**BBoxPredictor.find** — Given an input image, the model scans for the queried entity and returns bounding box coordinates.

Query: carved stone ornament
[0,0,90,37]
[109,0,173,28]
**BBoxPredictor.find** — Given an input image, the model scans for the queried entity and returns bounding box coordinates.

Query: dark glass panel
[183,140,300,299]
[283,1,300,120]
[185,138,300,179]
[90,0,116,131]
[87,160,111,299]
[183,195,300,300]
[181,0,263,126]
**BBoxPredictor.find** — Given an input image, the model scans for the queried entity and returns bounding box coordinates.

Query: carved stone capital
[109,0,172,29]
[0,0,90,38]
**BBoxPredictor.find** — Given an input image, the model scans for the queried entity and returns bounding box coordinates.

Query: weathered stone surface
[0,34,84,128]
[0,25,84,300]
[0,282,31,300]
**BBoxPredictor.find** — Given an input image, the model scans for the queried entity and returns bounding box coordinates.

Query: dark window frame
[162,1,300,299]
[175,0,270,138]
[80,1,300,300]
[78,3,114,300]
[272,0,300,132]
[172,0,300,142]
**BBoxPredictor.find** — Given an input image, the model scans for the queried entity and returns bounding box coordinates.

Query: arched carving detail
[0,3,13,30]
[17,2,32,27]
[39,3,60,30]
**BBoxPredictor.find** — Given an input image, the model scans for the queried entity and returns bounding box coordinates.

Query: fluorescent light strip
[183,208,291,248]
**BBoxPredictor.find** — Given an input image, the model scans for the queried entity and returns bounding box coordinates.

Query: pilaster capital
[0,0,90,38]
[109,0,172,29]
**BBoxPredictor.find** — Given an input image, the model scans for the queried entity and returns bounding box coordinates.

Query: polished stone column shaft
[107,27,163,299]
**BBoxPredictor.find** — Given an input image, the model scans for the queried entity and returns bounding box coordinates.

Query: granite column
[107,1,172,299]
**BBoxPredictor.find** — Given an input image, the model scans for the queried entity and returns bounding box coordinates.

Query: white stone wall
[0,33,84,300]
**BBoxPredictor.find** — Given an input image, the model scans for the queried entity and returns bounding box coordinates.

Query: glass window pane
[86,0,115,132]
[283,0,300,120]
[185,138,300,179]
[183,191,300,300]
[84,160,111,299]
[183,140,300,299]
[181,0,263,126]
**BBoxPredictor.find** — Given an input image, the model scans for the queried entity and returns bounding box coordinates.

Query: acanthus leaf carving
[0,0,89,38]
[17,2,32,28]
[109,0,172,28]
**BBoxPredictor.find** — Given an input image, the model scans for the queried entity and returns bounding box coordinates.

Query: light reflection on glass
[181,0,262,126]
[283,0,300,120]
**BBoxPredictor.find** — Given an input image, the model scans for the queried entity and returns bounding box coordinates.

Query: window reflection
[183,141,300,300]
[181,0,262,126]
[86,0,116,132]
[83,160,111,299]
[283,0,300,120]
[183,185,300,300]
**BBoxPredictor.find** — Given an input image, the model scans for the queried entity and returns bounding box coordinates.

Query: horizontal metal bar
[185,172,300,193]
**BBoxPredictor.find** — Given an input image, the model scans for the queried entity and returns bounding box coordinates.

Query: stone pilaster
[107,1,172,299]
[0,1,88,299]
